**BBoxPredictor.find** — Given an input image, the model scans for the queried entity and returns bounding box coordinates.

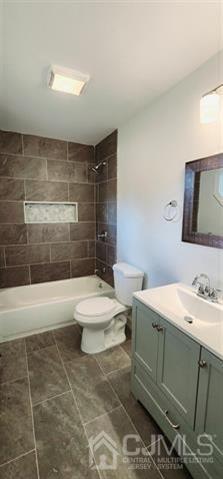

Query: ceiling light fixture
[200,83,223,124]
[48,65,89,96]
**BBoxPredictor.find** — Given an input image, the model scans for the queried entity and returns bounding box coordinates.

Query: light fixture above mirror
[200,83,223,124]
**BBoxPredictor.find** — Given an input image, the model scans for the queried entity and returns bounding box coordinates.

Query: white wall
[118,51,223,289]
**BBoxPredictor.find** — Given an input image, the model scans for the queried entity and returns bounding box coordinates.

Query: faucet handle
[217,288,223,299]
[192,275,199,286]
[209,288,221,303]
[97,231,108,240]
[197,283,207,296]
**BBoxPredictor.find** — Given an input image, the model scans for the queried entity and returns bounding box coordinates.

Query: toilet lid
[76,297,116,317]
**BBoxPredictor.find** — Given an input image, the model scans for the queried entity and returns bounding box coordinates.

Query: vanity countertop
[134,283,223,361]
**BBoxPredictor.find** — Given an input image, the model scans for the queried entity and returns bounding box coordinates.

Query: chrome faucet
[192,273,210,295]
[192,273,220,303]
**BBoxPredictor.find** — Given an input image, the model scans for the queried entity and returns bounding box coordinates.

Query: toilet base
[81,313,127,354]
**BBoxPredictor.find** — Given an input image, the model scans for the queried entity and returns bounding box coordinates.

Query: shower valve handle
[97,231,108,240]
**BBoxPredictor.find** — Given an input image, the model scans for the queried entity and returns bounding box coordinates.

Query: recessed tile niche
[24,201,78,224]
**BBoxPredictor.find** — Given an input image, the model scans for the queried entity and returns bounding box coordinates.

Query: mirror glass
[195,168,223,236]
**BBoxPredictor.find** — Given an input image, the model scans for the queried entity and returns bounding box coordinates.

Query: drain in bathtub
[184,315,193,324]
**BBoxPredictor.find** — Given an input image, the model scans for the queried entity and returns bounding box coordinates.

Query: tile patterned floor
[0,325,192,478]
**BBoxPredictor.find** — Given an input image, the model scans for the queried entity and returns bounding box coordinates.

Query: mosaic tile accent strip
[24,202,78,224]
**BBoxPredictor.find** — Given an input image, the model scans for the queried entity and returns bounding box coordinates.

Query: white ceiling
[1,1,222,145]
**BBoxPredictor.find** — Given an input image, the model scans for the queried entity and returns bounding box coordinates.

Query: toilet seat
[76,297,116,317]
[75,296,118,324]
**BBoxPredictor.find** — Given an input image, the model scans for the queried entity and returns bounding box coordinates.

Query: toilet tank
[113,262,144,306]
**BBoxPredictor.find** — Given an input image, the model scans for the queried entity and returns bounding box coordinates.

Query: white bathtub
[0,275,114,342]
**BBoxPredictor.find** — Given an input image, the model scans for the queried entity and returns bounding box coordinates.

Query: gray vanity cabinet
[157,318,200,428]
[132,298,223,479]
[195,348,223,465]
[133,301,200,427]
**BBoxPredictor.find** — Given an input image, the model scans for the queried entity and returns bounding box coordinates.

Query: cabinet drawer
[133,360,185,436]
[133,360,195,443]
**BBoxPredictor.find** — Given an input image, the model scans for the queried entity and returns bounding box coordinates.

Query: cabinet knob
[152,322,158,329]
[198,360,207,368]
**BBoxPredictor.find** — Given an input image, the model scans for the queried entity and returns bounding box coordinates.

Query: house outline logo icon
[89,431,119,470]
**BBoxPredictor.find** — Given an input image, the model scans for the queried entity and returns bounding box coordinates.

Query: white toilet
[74,262,144,354]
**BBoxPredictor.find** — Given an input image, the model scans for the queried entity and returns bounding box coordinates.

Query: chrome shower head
[89,161,106,175]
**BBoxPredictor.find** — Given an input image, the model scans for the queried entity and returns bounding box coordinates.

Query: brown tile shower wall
[95,130,117,286]
[0,130,96,287]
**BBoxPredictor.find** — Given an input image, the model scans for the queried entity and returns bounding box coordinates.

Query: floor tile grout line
[53,333,103,479]
[120,342,131,358]
[94,352,131,376]
[0,449,36,469]
[24,341,40,479]
[83,404,123,427]
[119,403,164,478]
[52,334,127,438]
[105,363,131,377]
[83,426,103,479]
[26,342,60,356]
[118,403,164,479]
[0,373,28,387]
[95,353,158,453]
[0,339,28,385]
[21,134,24,156]
[146,438,171,479]
[61,355,131,378]
[147,437,163,452]
[95,354,164,479]
[32,388,72,408]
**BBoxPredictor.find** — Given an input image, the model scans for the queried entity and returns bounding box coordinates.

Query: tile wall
[0,129,117,288]
[0,130,95,287]
[95,131,117,286]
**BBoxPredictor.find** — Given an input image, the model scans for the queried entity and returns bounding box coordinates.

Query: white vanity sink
[177,286,222,324]
[139,283,222,325]
[134,283,223,359]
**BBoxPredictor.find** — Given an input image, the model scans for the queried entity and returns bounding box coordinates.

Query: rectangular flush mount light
[48,65,89,96]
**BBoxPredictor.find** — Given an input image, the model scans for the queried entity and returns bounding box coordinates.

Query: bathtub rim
[0,275,115,343]
[0,274,114,313]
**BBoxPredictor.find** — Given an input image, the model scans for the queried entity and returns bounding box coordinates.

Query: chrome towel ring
[163,200,178,222]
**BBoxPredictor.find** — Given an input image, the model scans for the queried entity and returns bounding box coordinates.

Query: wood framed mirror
[182,153,223,249]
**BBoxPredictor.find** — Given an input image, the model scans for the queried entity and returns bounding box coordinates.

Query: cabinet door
[195,348,223,463]
[157,319,200,428]
[133,301,159,381]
